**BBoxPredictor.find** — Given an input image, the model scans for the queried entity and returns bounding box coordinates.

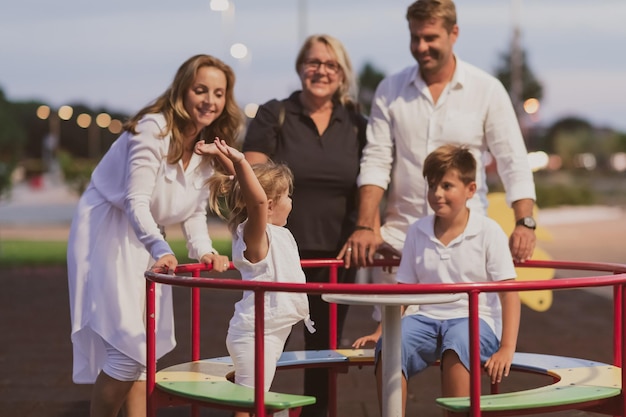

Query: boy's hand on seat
[484,347,515,384]
[352,324,382,348]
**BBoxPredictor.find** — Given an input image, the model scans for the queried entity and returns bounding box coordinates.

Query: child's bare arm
[213,139,269,262]
[484,289,521,384]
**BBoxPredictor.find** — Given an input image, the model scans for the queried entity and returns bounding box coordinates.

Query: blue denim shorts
[375,314,499,379]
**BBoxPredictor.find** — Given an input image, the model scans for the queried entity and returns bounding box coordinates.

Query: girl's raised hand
[194,138,219,156]
[195,137,239,176]
[214,138,244,163]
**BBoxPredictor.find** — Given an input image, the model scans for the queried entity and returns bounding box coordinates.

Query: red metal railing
[146,259,626,417]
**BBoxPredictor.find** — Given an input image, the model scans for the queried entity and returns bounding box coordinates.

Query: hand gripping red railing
[145,259,626,417]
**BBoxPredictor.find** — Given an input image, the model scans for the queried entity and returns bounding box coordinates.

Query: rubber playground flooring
[1,214,624,416]
[0,267,615,417]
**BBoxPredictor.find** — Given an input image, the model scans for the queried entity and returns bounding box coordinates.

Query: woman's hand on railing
[151,254,178,274]
[200,253,231,273]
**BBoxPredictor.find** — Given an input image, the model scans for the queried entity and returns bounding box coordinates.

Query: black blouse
[243,91,367,252]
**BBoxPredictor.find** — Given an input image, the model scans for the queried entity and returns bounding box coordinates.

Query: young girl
[199,138,315,415]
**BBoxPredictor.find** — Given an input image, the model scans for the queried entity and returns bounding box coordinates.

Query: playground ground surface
[1,205,625,416]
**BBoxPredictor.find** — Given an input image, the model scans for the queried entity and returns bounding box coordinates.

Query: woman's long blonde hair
[123,54,244,165]
[208,161,294,235]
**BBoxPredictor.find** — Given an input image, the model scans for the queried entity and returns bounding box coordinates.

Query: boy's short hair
[423,144,476,185]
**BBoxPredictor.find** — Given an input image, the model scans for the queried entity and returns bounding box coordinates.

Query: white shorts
[102,340,146,381]
[226,326,292,391]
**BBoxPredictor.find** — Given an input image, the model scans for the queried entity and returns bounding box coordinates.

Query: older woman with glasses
[242,34,366,417]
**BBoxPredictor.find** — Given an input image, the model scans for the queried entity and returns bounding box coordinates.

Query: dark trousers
[299,250,357,417]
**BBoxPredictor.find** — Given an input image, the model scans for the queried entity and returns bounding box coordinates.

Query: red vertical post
[192,269,201,361]
[255,289,266,417]
[329,263,338,347]
[613,283,623,367]
[468,290,482,417]
[146,279,157,417]
[614,284,626,416]
[191,268,201,417]
[328,264,338,417]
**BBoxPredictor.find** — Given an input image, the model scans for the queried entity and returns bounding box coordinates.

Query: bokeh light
[523,98,540,115]
[210,0,229,12]
[58,105,74,121]
[95,113,112,128]
[36,105,51,120]
[244,103,259,118]
[76,113,92,128]
[230,43,248,59]
[574,153,596,170]
[109,119,123,134]
[527,151,549,172]
[547,155,562,171]
[610,153,626,172]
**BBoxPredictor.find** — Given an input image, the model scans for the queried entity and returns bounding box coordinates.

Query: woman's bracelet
[354,225,374,232]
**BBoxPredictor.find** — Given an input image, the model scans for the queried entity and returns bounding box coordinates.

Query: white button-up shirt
[358,57,536,245]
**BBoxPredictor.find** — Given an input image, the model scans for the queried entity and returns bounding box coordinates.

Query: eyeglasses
[303,59,341,74]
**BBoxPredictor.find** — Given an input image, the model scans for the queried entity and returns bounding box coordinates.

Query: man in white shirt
[340,0,537,325]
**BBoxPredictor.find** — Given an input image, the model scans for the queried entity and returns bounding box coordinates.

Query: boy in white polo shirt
[374,144,520,413]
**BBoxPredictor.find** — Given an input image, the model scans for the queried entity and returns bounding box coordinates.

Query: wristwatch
[516,216,537,230]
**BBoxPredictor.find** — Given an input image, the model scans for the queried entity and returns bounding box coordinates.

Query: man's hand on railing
[338,228,390,269]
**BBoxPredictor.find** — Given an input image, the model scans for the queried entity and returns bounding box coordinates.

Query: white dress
[67,113,217,384]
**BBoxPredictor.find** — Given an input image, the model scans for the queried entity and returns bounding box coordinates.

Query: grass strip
[0,239,232,267]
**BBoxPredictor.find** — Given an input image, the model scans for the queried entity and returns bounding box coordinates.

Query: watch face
[521,217,536,229]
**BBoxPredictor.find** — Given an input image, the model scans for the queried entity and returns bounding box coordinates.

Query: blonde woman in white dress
[67,54,243,417]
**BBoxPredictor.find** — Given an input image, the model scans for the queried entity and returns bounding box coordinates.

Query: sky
[1,0,625,132]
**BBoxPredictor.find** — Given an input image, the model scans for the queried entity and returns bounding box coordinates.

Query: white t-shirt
[228,221,313,334]
[396,211,516,338]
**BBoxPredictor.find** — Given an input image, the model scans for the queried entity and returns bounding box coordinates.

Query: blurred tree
[0,91,129,198]
[591,128,625,170]
[13,100,51,175]
[494,48,544,105]
[545,117,594,169]
[57,150,95,196]
[358,62,385,116]
[0,88,27,199]
[614,132,626,153]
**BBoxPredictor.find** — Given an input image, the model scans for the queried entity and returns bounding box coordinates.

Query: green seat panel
[437,385,621,412]
[156,380,316,410]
